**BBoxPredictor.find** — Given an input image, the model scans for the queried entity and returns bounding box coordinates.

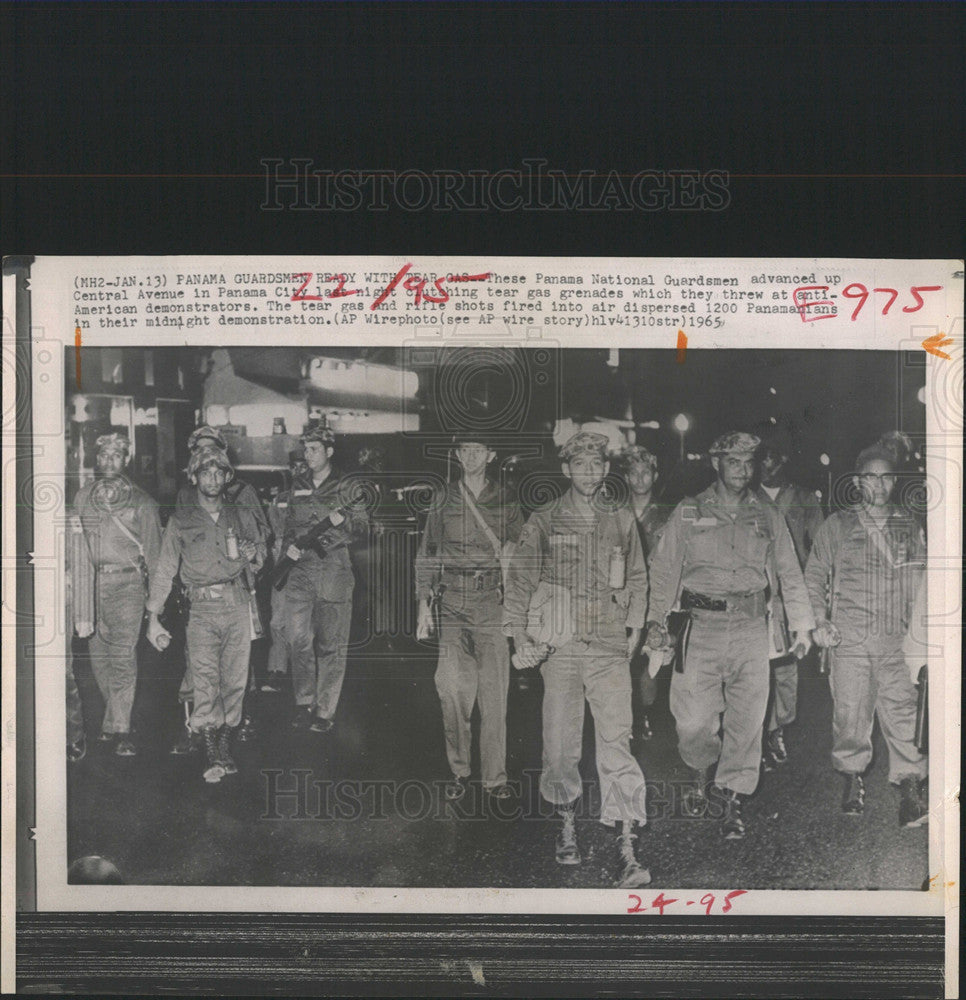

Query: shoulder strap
[110,511,145,558]
[459,481,503,562]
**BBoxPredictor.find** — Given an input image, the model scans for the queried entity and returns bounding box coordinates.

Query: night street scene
[63,345,931,890]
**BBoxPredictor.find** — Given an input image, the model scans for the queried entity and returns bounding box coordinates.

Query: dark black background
[5,1,962,996]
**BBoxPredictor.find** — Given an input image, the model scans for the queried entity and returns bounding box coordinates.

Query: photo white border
[6,256,961,931]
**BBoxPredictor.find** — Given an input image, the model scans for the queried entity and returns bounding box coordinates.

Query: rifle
[272,509,345,590]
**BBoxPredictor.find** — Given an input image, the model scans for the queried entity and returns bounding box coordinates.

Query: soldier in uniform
[805,444,927,826]
[262,453,308,693]
[73,433,162,756]
[504,431,652,888]
[170,425,269,751]
[414,433,524,801]
[276,425,369,733]
[647,432,814,839]
[622,445,672,742]
[146,446,265,782]
[756,436,826,770]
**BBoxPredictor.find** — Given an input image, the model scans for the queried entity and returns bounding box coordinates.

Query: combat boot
[682,766,711,817]
[555,806,581,865]
[217,726,238,776]
[201,727,225,784]
[170,728,202,755]
[236,715,256,742]
[615,824,652,888]
[718,788,746,839]
[762,726,788,771]
[842,773,865,815]
[898,776,928,828]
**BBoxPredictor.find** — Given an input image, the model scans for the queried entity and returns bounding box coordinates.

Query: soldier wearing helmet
[647,431,814,839]
[170,424,269,752]
[503,431,652,889]
[754,432,826,772]
[621,444,672,743]
[274,423,369,734]
[72,432,162,757]
[146,445,266,783]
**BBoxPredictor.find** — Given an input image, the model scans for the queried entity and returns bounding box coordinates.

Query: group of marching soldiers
[67,419,929,889]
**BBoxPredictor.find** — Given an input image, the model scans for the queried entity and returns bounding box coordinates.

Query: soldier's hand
[238,538,256,561]
[790,631,811,660]
[513,640,544,670]
[812,621,841,649]
[645,621,668,650]
[74,621,94,639]
[416,601,435,640]
[612,588,631,611]
[147,618,172,652]
[285,544,302,562]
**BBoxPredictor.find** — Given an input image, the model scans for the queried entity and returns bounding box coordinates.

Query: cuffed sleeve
[145,520,181,614]
[804,518,836,625]
[771,508,814,637]
[502,515,545,640]
[647,502,686,624]
[624,514,648,629]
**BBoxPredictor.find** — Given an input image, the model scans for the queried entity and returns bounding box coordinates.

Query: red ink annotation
[291,264,490,310]
[792,283,942,324]
[626,890,747,916]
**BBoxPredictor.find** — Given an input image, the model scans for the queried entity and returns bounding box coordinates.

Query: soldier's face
[853,459,896,507]
[96,449,126,477]
[456,443,493,477]
[713,453,754,493]
[196,463,228,498]
[304,442,333,474]
[627,462,655,496]
[564,454,609,496]
[759,451,786,486]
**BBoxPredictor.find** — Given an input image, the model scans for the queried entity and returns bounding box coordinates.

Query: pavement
[67,632,929,890]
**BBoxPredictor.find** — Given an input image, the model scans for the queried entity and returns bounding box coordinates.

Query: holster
[666,609,693,674]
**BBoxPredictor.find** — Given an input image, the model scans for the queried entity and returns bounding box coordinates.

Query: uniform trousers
[767,657,798,732]
[669,609,770,796]
[89,572,144,735]
[435,585,509,788]
[541,639,648,826]
[267,584,291,676]
[286,572,353,721]
[66,642,85,745]
[186,595,250,730]
[830,638,927,782]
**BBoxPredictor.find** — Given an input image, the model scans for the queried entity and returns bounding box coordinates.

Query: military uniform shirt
[759,481,825,569]
[74,477,162,574]
[503,488,648,642]
[805,506,924,647]
[146,492,266,614]
[277,468,369,576]
[649,484,813,637]
[415,479,524,600]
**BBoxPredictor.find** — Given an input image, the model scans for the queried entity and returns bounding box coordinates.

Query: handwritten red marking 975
[290,264,490,309]
[626,890,746,915]
[793,283,942,323]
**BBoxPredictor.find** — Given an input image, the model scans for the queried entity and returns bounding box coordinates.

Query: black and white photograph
[7,254,958,927]
[57,341,937,894]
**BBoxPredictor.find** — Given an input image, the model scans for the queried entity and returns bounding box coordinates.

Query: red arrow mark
[676,329,688,364]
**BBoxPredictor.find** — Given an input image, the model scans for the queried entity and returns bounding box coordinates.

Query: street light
[673,413,690,463]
